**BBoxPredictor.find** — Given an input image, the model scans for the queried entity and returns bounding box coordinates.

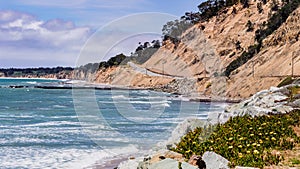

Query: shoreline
[0,77,242,103]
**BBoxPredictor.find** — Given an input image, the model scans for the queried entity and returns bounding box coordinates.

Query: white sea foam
[0,145,139,169]
[26,81,37,84]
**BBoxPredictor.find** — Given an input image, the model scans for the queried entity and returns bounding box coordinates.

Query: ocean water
[0,78,225,169]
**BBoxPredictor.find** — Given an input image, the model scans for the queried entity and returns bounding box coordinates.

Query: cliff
[91,0,299,100]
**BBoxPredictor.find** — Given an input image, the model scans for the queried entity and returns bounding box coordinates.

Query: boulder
[118,157,142,169]
[202,151,229,169]
[158,118,209,149]
[148,158,198,169]
[235,167,259,169]
[188,155,206,169]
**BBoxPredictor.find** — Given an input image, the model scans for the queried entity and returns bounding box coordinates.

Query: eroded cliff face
[227,7,300,99]
[93,1,299,100]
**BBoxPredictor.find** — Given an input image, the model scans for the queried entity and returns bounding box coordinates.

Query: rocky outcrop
[157,118,210,149]
[148,159,197,169]
[202,151,229,169]
[92,2,299,100]
[223,84,299,121]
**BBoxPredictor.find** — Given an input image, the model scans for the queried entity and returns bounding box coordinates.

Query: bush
[277,76,294,87]
[172,110,300,168]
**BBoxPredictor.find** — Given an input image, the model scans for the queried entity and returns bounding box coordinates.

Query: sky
[0,0,202,68]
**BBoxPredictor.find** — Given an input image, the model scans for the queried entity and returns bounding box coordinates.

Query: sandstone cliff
[92,0,300,100]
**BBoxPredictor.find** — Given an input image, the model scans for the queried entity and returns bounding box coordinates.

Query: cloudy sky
[0,0,201,68]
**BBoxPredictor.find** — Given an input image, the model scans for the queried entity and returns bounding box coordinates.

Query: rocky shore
[116,81,300,169]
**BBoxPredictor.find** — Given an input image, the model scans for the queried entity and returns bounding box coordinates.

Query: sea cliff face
[91,0,300,100]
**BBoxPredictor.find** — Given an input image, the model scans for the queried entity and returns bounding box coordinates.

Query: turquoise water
[0,78,224,168]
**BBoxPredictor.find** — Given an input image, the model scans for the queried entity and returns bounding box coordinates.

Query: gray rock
[224,85,297,119]
[158,118,209,149]
[148,158,197,169]
[118,158,142,169]
[235,167,259,169]
[202,151,229,169]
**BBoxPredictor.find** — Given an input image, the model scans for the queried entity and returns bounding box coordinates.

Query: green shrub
[172,110,300,168]
[277,76,294,87]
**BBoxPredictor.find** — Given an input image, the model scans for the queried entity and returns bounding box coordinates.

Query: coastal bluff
[117,81,300,169]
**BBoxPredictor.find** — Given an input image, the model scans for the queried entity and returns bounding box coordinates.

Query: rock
[188,155,201,166]
[292,99,300,107]
[158,118,209,149]
[202,151,229,169]
[137,150,185,169]
[188,155,206,169]
[207,111,222,125]
[148,158,198,169]
[223,85,297,119]
[118,159,140,169]
[235,167,259,169]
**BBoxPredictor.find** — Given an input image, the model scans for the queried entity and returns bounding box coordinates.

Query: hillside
[82,0,300,100]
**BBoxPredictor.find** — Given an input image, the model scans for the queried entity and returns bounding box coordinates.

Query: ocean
[0,78,225,169]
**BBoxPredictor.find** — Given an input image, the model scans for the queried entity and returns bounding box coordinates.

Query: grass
[171,110,300,168]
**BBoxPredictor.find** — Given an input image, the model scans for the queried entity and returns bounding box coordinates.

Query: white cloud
[14,0,149,10]
[0,10,92,67]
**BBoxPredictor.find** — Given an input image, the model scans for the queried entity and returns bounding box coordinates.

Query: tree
[246,20,254,32]
[162,19,193,41]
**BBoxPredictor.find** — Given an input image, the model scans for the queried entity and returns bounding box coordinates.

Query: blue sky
[0,0,202,68]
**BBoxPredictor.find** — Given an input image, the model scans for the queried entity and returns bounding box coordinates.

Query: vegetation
[172,110,300,168]
[162,19,193,44]
[130,40,161,64]
[246,20,254,32]
[0,67,73,77]
[224,43,261,76]
[278,76,294,87]
[98,53,127,70]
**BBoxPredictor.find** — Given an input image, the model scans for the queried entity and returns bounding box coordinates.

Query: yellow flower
[252,143,257,146]
[228,146,233,149]
[246,150,251,154]
[238,153,243,158]
[228,137,233,141]
[249,127,253,130]
[258,127,263,130]
[271,137,276,141]
[250,134,254,137]
[259,139,263,144]
[265,138,269,140]
[257,144,261,147]
[258,133,262,136]
[270,131,274,135]
[238,145,243,148]
[239,137,244,141]
[253,150,259,154]
[247,144,250,147]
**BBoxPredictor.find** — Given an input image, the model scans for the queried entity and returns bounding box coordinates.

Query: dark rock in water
[9,85,26,88]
